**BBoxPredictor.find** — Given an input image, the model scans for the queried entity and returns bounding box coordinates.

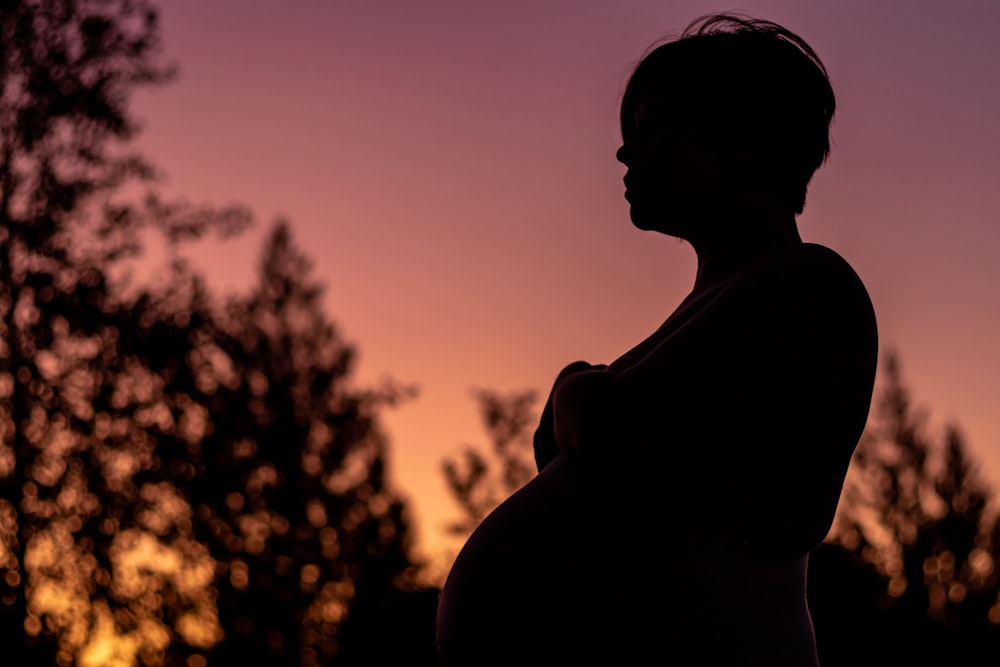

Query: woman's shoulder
[749,242,874,313]
[760,241,864,281]
[799,242,866,282]
[724,241,877,358]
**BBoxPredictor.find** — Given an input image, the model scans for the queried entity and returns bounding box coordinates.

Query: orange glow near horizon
[129,0,1000,578]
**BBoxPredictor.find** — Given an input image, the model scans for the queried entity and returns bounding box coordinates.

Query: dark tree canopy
[441,388,537,537]
[175,222,423,666]
[808,353,1000,665]
[1,2,429,665]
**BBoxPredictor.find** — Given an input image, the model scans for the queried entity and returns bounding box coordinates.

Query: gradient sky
[131,0,1000,572]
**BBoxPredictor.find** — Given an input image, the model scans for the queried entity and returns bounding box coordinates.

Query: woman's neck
[688,208,801,290]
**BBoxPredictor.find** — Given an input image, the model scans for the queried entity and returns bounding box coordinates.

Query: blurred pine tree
[809,352,1000,665]
[0,2,431,665]
[441,388,537,536]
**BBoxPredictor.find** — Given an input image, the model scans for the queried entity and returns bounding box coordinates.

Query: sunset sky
[131,0,1000,573]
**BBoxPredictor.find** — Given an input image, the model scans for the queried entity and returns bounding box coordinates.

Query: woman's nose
[616,143,630,166]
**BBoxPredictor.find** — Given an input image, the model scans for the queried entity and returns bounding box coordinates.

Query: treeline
[1,2,435,665]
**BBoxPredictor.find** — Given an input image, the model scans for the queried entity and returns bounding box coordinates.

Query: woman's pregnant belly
[436,455,608,665]
[436,455,819,666]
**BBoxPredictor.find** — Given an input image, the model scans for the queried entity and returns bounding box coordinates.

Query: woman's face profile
[617,91,727,241]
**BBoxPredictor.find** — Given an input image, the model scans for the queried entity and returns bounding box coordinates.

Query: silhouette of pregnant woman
[437,14,877,666]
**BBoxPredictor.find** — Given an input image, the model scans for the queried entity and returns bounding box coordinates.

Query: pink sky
[132,0,1000,572]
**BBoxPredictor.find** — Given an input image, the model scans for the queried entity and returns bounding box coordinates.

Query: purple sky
[132,0,1000,571]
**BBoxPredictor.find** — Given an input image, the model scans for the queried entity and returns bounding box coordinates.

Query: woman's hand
[533,361,605,471]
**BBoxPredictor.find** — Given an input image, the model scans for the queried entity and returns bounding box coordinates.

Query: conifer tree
[1,3,426,664]
[441,388,537,535]
[809,353,1000,664]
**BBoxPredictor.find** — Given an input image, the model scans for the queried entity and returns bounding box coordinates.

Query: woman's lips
[624,181,641,200]
[623,174,643,196]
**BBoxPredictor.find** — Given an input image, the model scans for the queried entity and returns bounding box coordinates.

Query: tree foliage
[808,353,1000,665]
[441,388,537,535]
[1,2,428,665]
[173,222,422,666]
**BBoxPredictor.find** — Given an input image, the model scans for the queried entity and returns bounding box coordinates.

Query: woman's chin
[629,207,666,232]
[628,206,651,229]
[629,212,689,240]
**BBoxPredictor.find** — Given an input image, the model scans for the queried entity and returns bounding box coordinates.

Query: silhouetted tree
[441,388,537,536]
[1,2,430,665]
[808,352,1000,665]
[0,1,248,664]
[175,222,424,667]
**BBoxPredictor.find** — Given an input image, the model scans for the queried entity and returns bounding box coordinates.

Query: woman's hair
[620,14,835,214]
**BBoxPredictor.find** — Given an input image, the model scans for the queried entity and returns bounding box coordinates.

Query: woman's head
[619,14,835,217]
